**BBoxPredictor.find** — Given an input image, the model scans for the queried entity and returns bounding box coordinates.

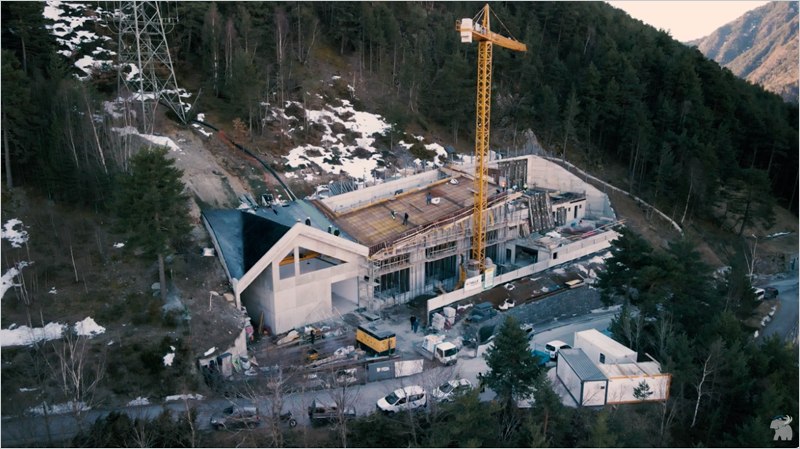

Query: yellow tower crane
[457,5,526,272]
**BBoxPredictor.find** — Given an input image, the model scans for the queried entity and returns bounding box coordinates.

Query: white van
[545,340,572,360]
[377,386,427,413]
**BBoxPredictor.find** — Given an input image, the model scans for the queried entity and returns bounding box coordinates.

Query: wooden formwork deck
[332,177,474,247]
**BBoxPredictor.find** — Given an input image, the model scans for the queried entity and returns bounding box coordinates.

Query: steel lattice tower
[114,1,188,134]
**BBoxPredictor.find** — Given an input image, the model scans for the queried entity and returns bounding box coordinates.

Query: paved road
[1,311,616,447]
[757,274,799,344]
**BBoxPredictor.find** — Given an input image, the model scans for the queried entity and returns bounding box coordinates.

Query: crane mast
[457,5,526,272]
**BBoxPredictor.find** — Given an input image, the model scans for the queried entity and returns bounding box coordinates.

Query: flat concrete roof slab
[329,176,474,247]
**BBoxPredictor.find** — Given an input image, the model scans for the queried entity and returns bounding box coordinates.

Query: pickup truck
[414,335,458,365]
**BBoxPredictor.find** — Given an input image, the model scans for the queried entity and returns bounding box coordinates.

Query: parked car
[377,386,427,413]
[754,287,766,301]
[210,405,261,430]
[308,398,356,426]
[545,340,572,360]
[765,286,779,299]
[431,379,473,402]
[520,323,535,340]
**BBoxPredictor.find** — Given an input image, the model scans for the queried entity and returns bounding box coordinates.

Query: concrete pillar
[271,262,279,285]
[293,246,300,278]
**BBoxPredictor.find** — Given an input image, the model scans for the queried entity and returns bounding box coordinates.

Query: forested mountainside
[687,1,799,103]
[2,1,797,231]
[1,3,799,448]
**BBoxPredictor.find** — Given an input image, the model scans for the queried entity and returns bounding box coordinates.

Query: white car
[377,386,427,413]
[545,340,572,360]
[431,379,473,402]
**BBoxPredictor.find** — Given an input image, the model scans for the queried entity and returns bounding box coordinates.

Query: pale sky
[607,1,772,42]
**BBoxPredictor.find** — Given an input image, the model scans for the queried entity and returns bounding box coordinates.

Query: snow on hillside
[281,98,391,182]
[44,1,113,78]
[1,317,107,347]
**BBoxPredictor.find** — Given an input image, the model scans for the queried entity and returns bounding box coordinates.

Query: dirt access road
[138,127,249,219]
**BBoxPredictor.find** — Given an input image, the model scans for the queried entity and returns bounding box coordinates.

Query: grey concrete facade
[235,225,369,334]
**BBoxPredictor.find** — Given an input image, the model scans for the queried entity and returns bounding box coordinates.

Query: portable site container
[556,348,609,407]
[574,329,637,365]
[596,362,671,404]
[356,324,396,356]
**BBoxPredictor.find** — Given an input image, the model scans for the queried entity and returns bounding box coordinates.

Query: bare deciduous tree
[44,329,106,431]
[690,339,723,428]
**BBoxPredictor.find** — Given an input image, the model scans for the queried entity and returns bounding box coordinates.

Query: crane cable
[489,6,520,42]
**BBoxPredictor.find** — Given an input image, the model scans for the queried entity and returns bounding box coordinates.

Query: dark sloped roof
[202,210,291,280]
[559,349,608,382]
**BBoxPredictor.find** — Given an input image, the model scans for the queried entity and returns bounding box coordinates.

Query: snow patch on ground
[591,304,622,314]
[28,401,90,416]
[586,251,613,266]
[192,123,212,137]
[281,99,391,181]
[551,267,566,275]
[19,388,39,392]
[1,317,105,347]
[1,267,21,300]
[1,323,66,347]
[127,397,150,406]
[2,219,29,248]
[74,317,105,337]
[110,127,183,153]
[163,346,176,366]
[165,394,204,402]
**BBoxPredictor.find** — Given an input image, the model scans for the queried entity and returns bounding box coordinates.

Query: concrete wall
[237,225,369,334]
[521,156,614,219]
[321,170,442,214]
[240,263,275,334]
[332,276,358,299]
[426,230,618,314]
[606,374,670,404]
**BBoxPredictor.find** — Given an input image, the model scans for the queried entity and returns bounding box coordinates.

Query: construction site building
[202,155,618,334]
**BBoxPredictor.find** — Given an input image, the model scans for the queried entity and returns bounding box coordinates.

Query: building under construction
[203,154,618,334]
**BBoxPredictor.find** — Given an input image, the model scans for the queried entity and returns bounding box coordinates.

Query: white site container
[556,348,609,407]
[443,307,456,318]
[574,329,637,365]
[596,362,671,404]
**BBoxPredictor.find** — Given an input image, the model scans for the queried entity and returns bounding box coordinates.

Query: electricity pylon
[112,1,189,134]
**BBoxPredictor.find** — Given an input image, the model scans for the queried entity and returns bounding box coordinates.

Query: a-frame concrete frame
[234,224,368,334]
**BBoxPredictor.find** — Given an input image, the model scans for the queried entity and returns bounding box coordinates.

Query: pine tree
[114,147,191,303]
[483,315,542,407]
[1,49,29,190]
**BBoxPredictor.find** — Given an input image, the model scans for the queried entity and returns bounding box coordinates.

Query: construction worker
[391,210,396,220]
[305,217,311,226]
[310,329,316,345]
[523,182,528,191]
[328,225,333,234]
[426,193,432,204]
[403,212,409,225]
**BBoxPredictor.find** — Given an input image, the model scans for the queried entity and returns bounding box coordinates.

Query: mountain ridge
[687,1,798,102]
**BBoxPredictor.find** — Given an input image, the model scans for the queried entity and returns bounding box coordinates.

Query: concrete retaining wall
[427,230,618,315]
